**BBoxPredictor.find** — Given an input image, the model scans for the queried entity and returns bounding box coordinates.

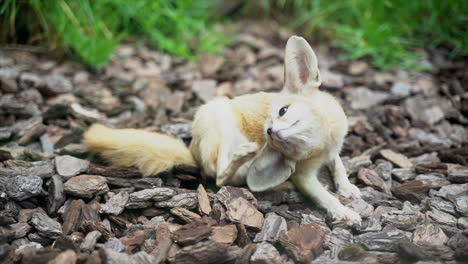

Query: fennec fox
[84,36,361,225]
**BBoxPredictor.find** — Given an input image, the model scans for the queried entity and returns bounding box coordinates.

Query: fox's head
[248,36,348,192]
[264,36,347,161]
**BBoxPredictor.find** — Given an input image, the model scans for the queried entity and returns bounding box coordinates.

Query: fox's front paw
[232,142,259,162]
[330,206,362,227]
[337,183,361,199]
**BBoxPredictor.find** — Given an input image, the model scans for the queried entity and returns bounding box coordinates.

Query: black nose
[267,128,273,136]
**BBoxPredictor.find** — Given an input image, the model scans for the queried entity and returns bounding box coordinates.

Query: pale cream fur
[83,36,362,225]
[83,124,196,176]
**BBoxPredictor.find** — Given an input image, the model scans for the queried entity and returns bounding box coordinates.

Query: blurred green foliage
[0,0,226,68]
[252,0,468,70]
[1,0,466,70]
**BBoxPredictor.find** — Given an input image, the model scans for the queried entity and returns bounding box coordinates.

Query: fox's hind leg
[331,155,361,199]
[210,101,259,186]
[191,97,257,186]
[216,142,258,186]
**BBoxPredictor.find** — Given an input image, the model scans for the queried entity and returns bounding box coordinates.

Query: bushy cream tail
[82,124,196,177]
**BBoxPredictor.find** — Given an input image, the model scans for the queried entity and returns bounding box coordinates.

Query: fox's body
[84,36,362,225]
[191,92,273,185]
[190,90,347,185]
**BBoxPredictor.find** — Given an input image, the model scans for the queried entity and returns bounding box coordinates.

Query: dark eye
[279,106,289,117]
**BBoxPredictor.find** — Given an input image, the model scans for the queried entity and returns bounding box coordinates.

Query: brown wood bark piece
[172,221,212,246]
[221,246,243,264]
[391,180,430,203]
[279,222,325,263]
[154,192,198,209]
[380,149,413,168]
[62,199,84,235]
[253,212,287,243]
[235,223,252,247]
[80,231,102,252]
[225,197,264,229]
[151,223,173,264]
[81,221,113,241]
[101,191,129,216]
[106,177,163,189]
[87,164,142,178]
[170,207,202,224]
[250,242,283,264]
[217,186,258,206]
[17,117,46,145]
[170,239,229,264]
[20,249,61,264]
[63,175,109,198]
[235,244,257,264]
[108,215,132,228]
[210,224,237,245]
[81,203,100,222]
[197,184,212,215]
[84,250,102,264]
[47,249,77,264]
[0,209,17,225]
[216,187,263,229]
[48,175,66,216]
[447,164,468,183]
[120,230,145,254]
[211,201,227,224]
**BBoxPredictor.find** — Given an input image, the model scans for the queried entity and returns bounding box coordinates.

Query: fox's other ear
[283,36,321,94]
[247,145,295,192]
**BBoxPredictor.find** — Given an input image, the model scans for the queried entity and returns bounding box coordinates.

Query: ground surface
[0,21,467,264]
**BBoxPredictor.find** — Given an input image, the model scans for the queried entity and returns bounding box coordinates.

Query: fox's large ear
[247,145,295,192]
[283,36,321,94]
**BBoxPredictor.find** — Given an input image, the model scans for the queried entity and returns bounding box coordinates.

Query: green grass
[250,0,468,70]
[0,0,226,68]
[2,0,466,70]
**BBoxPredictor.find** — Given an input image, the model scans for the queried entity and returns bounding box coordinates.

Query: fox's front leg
[331,155,361,199]
[292,164,361,226]
[216,142,259,186]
